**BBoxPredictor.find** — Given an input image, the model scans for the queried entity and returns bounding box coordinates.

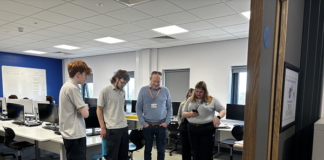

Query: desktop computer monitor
[84,98,100,129]
[38,104,59,124]
[0,100,2,115]
[0,97,6,111]
[172,102,181,116]
[131,100,137,113]
[226,104,245,121]
[7,99,33,114]
[33,101,49,116]
[7,103,24,122]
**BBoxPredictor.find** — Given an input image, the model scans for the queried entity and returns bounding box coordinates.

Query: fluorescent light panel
[241,11,250,19]
[95,37,125,44]
[54,45,80,50]
[23,50,47,54]
[152,25,188,35]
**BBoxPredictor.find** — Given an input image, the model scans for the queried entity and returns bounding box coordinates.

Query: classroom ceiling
[0,0,250,59]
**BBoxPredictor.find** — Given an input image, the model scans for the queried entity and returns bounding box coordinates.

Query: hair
[182,88,194,104]
[68,60,92,78]
[190,81,213,104]
[46,96,54,104]
[23,97,29,99]
[8,95,18,99]
[110,70,130,84]
[151,71,162,77]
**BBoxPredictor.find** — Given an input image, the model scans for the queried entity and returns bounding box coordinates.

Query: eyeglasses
[151,71,162,76]
[120,81,128,85]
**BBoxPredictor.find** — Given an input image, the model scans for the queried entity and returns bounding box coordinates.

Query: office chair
[218,125,244,160]
[3,127,34,160]
[0,135,16,158]
[166,123,180,156]
[129,129,144,160]
[89,139,107,160]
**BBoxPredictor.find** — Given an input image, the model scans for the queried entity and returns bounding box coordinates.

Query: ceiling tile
[110,24,146,33]
[178,21,215,31]
[233,31,249,38]
[114,34,142,41]
[207,34,237,41]
[167,0,221,10]
[184,37,214,44]
[99,45,123,50]
[0,40,25,49]
[157,11,200,24]
[67,43,92,49]
[38,47,62,53]
[0,1,42,16]
[77,41,104,47]
[27,41,58,49]
[133,0,183,17]
[163,40,190,46]
[107,8,151,22]
[90,28,124,36]
[49,3,99,19]
[47,25,83,34]
[194,28,227,37]
[71,0,126,13]
[44,38,74,44]
[31,11,76,24]
[0,34,13,40]
[74,32,103,39]
[225,0,251,12]
[13,0,66,9]
[19,33,52,41]
[189,3,236,19]
[132,18,171,29]
[0,19,9,26]
[83,15,125,27]
[133,39,158,45]
[0,27,24,36]
[32,29,66,37]
[59,35,87,42]
[132,30,164,38]
[8,37,39,43]
[15,17,57,29]
[207,14,249,27]
[64,21,102,31]
[170,32,201,39]
[146,43,169,48]
[221,23,249,33]
[116,42,142,48]
[0,11,24,22]
[1,23,40,33]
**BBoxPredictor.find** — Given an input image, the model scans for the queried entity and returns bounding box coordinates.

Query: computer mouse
[54,131,61,135]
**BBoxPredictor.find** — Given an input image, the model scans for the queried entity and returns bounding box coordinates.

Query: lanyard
[148,86,161,103]
[195,99,202,109]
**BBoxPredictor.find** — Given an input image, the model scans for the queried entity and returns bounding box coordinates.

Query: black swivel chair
[0,135,16,158]
[3,127,35,160]
[166,123,180,156]
[128,129,144,160]
[218,125,244,160]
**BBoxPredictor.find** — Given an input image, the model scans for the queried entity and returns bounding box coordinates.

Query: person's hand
[179,123,181,125]
[190,111,199,117]
[144,124,149,128]
[160,123,168,128]
[100,128,106,139]
[213,117,221,128]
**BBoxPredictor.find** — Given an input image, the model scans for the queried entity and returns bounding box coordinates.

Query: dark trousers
[63,137,87,160]
[188,123,215,160]
[180,130,192,160]
[143,125,167,160]
[105,127,129,160]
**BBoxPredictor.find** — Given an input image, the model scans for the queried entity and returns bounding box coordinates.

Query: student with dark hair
[46,96,54,104]
[8,95,18,99]
[23,97,29,99]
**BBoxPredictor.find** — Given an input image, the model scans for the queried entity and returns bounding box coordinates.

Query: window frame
[230,66,247,104]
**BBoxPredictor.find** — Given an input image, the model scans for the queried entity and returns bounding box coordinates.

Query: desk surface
[51,136,102,147]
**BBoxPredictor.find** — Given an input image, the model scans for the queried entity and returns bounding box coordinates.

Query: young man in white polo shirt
[59,60,92,160]
[97,70,130,160]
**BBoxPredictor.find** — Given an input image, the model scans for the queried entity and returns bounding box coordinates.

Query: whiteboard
[2,66,47,101]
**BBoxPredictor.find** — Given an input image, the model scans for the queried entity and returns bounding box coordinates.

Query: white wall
[62,38,248,106]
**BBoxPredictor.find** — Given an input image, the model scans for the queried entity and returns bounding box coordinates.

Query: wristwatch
[217,116,221,120]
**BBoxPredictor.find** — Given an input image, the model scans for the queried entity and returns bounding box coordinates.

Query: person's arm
[163,88,172,126]
[177,102,184,124]
[77,106,89,118]
[136,88,148,127]
[97,90,107,139]
[69,88,88,118]
[182,98,199,118]
[213,98,226,127]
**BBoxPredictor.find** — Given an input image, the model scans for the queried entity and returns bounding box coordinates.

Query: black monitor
[131,100,137,113]
[226,104,245,121]
[0,100,2,115]
[172,102,181,116]
[7,103,24,122]
[38,104,59,124]
[84,98,100,129]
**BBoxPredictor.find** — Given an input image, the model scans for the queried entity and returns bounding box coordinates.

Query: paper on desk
[235,140,244,145]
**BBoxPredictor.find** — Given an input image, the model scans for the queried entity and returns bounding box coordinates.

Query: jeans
[63,137,87,160]
[188,122,215,160]
[105,127,129,160]
[143,124,167,160]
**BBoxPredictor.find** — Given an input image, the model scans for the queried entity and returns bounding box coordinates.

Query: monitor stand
[86,128,101,136]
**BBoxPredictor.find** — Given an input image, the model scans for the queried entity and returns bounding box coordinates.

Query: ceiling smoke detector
[151,36,177,43]
[114,0,152,6]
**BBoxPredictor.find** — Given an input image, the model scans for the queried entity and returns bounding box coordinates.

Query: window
[231,66,247,105]
[79,73,94,99]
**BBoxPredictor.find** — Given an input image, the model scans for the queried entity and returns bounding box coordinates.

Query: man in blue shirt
[136,71,172,160]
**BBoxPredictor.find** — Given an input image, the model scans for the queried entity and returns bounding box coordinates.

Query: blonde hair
[182,88,194,104]
[190,81,213,104]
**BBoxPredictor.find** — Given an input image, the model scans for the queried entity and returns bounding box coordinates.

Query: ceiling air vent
[115,0,152,6]
[151,36,178,43]
[53,51,74,55]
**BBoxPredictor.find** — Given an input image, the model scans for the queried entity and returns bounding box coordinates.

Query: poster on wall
[280,62,300,133]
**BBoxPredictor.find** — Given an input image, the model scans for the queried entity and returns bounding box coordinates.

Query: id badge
[151,103,157,108]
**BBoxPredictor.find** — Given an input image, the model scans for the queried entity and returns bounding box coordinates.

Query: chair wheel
[169,152,172,156]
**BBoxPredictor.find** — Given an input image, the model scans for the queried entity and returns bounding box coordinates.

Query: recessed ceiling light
[94,37,125,44]
[54,45,80,50]
[23,50,47,54]
[241,11,251,19]
[152,25,188,35]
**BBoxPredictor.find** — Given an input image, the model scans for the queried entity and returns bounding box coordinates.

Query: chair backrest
[231,125,244,141]
[3,127,15,147]
[129,129,144,150]
[167,123,179,138]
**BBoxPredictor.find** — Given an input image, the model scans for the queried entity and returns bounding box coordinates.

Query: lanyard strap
[148,86,161,103]
[196,99,202,109]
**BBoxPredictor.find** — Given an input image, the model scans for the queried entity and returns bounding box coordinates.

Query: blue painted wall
[0,52,62,104]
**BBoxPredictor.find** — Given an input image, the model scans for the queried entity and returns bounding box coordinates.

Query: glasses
[151,71,162,76]
[120,81,128,85]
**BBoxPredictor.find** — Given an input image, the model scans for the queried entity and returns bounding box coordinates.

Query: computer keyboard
[54,131,61,135]
[12,121,24,125]
[24,122,42,127]
[43,125,58,131]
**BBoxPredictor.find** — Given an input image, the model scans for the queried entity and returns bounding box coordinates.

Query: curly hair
[111,70,130,84]
[190,81,213,104]
[8,95,18,99]
[68,60,92,78]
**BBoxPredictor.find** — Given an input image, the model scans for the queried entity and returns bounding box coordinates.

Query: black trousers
[180,130,192,160]
[188,123,215,160]
[63,137,87,160]
[105,127,129,160]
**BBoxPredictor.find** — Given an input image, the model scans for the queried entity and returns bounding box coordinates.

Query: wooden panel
[271,0,289,159]
[242,0,264,159]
